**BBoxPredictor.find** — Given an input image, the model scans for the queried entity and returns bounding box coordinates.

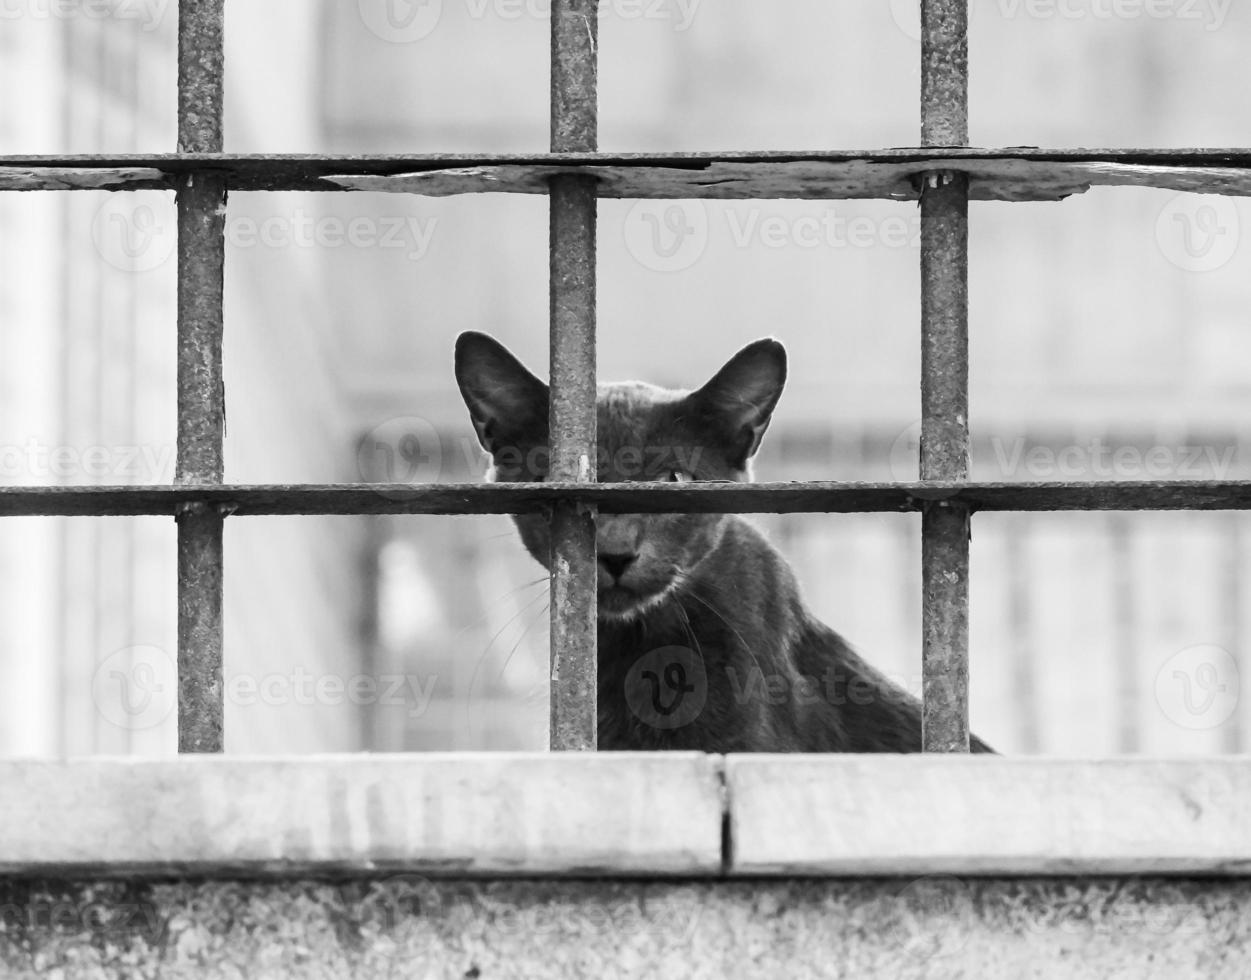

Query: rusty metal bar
[6,150,1251,200]
[2,481,1251,517]
[919,0,971,753]
[548,0,599,752]
[175,0,226,754]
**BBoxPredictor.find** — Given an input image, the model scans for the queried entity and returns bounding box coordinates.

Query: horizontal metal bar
[3,150,1251,200]
[0,482,1249,516]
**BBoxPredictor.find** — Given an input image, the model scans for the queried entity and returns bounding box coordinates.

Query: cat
[455,331,994,753]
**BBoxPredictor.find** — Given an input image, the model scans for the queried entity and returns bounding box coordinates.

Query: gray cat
[456,331,993,753]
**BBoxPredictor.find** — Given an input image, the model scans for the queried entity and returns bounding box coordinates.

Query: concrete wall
[1,877,1246,979]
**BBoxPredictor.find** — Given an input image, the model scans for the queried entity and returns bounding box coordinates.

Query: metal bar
[5,150,1251,200]
[919,0,971,753]
[2,482,1251,517]
[548,0,599,752]
[175,0,226,754]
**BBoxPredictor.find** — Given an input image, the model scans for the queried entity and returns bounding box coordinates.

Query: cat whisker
[682,579,772,680]
[465,585,550,703]
[496,600,551,681]
[445,576,549,645]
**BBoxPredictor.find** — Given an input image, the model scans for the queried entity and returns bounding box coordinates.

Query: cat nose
[598,552,637,581]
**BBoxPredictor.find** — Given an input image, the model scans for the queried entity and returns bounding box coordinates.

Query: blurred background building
[0,0,1248,756]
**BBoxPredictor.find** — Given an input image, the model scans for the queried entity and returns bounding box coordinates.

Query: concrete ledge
[728,756,1251,875]
[0,754,723,876]
[5,755,1251,878]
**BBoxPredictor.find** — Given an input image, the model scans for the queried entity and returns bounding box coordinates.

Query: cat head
[454,331,786,621]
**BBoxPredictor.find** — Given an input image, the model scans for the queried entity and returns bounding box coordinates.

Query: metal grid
[9,0,1251,754]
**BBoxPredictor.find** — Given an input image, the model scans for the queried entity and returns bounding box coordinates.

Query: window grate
[4,0,1249,755]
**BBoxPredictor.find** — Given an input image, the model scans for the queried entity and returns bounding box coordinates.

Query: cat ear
[454,331,549,455]
[689,338,787,468]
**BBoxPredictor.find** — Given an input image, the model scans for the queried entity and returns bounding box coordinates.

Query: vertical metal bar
[175,0,226,753]
[919,0,971,752]
[548,0,598,751]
